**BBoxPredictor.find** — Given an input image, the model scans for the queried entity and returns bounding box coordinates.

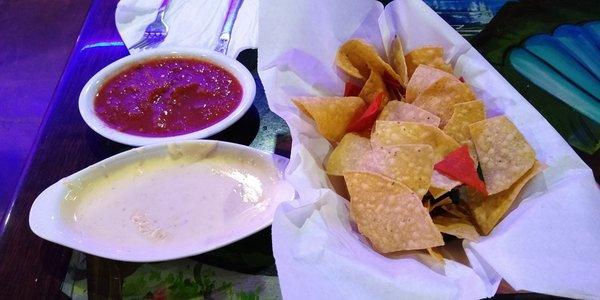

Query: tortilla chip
[430,170,461,197]
[405,46,453,78]
[423,198,431,210]
[335,40,370,80]
[429,187,447,199]
[463,161,544,234]
[429,186,449,199]
[358,144,434,198]
[293,97,365,142]
[325,133,371,176]
[378,101,441,127]
[433,216,480,241]
[406,65,456,103]
[412,77,477,127]
[443,101,485,143]
[463,140,479,165]
[469,116,536,195]
[390,37,408,86]
[441,203,470,219]
[359,70,390,106]
[371,121,460,162]
[345,171,444,253]
[336,39,402,84]
[429,197,452,212]
[431,170,461,191]
[427,247,445,262]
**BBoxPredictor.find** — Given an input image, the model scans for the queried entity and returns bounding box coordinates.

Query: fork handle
[157,0,170,19]
[215,0,244,55]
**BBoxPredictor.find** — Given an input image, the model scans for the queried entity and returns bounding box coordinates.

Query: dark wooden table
[0,0,595,298]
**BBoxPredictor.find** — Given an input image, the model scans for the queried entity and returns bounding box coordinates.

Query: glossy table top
[0,0,90,227]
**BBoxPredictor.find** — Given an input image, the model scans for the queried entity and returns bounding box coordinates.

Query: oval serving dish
[79,48,256,146]
[29,140,292,262]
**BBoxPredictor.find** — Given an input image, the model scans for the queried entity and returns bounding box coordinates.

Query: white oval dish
[29,140,292,262]
[79,48,256,146]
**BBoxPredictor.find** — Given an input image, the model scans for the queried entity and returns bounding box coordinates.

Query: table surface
[0,0,597,298]
[0,0,90,227]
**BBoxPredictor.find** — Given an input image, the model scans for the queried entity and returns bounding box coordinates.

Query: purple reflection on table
[0,1,90,219]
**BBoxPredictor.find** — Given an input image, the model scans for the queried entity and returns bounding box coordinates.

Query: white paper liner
[258,0,600,298]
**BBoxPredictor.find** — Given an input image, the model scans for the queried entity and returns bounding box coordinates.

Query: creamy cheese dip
[60,143,281,253]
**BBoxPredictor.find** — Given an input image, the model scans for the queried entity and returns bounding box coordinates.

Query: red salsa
[94,56,243,137]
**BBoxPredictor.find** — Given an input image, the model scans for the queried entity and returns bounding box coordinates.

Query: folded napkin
[115,0,258,57]
[258,0,600,298]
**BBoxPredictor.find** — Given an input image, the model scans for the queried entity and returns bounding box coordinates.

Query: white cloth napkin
[258,0,600,299]
[115,0,258,57]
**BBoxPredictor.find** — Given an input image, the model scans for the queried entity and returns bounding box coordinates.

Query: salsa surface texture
[94,56,243,137]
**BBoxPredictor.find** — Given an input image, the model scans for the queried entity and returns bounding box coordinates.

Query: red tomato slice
[344,82,362,97]
[434,145,487,195]
[346,92,384,133]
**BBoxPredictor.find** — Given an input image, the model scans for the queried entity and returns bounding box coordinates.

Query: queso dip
[60,143,282,254]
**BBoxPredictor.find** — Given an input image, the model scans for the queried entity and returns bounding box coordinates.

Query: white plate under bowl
[29,140,293,262]
[79,47,256,146]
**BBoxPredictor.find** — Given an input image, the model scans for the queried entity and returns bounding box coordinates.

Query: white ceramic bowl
[29,140,293,262]
[79,48,256,146]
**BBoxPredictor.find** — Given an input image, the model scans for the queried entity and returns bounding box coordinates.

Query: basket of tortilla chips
[259,0,600,298]
[292,38,543,256]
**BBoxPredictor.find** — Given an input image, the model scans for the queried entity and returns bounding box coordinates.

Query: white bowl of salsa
[79,47,256,146]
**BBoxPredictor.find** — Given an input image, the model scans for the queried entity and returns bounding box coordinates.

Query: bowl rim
[78,47,256,146]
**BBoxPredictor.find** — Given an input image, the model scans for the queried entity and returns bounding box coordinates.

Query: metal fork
[215,0,244,55]
[128,0,170,51]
